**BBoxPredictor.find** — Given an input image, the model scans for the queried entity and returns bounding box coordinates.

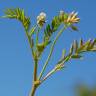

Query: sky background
[0,0,96,96]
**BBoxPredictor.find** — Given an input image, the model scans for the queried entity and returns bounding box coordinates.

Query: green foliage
[27,33,34,48]
[43,14,66,43]
[42,15,65,56]
[43,16,61,44]
[29,26,37,36]
[57,39,96,66]
[43,12,78,49]
[37,16,61,56]
[37,42,45,53]
[77,85,96,96]
[2,8,96,96]
[70,25,78,31]
[3,8,30,31]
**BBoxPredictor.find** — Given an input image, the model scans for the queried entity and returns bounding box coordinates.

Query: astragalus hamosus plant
[2,8,96,96]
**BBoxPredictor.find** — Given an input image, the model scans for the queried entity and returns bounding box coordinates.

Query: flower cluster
[59,10,80,24]
[67,11,80,23]
[37,12,46,27]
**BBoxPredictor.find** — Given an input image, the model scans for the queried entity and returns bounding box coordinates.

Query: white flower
[37,12,46,27]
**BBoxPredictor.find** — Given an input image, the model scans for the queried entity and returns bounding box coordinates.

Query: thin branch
[38,25,67,80]
[25,31,34,57]
[41,69,55,83]
[41,63,64,83]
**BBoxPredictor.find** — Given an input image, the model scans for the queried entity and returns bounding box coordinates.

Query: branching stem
[38,25,67,80]
[41,68,55,83]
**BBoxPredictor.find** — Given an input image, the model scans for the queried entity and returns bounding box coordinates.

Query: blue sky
[0,0,96,96]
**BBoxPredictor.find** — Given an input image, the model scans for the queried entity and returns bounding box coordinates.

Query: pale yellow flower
[67,11,80,23]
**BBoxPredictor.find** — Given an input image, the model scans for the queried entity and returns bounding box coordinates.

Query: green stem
[25,31,34,56]
[30,84,37,96]
[29,28,40,96]
[41,68,55,83]
[38,25,67,80]
[36,28,39,46]
[29,59,38,96]
[25,30,38,96]
[34,59,38,81]
[33,27,40,81]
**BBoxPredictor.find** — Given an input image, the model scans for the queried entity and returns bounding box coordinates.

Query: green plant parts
[2,8,96,96]
[76,85,96,96]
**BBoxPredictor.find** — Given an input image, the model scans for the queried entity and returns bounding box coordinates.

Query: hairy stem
[38,25,67,80]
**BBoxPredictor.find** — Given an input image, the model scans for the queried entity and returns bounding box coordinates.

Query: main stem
[25,30,38,96]
[30,28,40,96]
[34,59,38,81]
[30,85,37,96]
[30,59,38,96]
